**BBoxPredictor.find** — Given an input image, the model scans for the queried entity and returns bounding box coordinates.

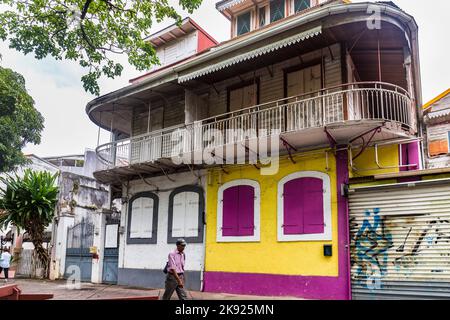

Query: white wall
[120,170,207,272]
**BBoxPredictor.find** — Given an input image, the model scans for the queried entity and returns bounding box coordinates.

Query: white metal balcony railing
[96,82,415,170]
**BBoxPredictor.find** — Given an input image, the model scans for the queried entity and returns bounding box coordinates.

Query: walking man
[162,239,188,300]
[0,248,12,283]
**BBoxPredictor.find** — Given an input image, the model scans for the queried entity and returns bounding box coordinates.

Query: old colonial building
[423,89,450,169]
[86,1,423,299]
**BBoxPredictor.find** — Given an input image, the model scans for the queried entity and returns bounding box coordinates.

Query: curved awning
[178,25,322,83]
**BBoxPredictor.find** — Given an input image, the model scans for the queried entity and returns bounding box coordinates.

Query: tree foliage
[0,169,59,275]
[0,0,203,95]
[0,64,44,173]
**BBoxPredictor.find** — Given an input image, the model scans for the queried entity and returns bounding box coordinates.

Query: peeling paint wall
[53,172,110,279]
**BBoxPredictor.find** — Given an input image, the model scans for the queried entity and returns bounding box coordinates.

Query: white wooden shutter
[184,192,200,238]
[172,193,186,238]
[130,199,142,238]
[141,198,154,238]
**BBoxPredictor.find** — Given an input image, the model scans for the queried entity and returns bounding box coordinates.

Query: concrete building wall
[118,171,207,291]
[203,151,350,299]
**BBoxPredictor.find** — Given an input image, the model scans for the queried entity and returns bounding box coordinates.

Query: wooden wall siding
[427,123,450,144]
[206,43,342,120]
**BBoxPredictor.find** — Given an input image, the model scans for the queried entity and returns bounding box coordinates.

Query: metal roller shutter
[349,182,450,300]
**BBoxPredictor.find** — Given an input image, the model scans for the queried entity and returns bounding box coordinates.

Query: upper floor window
[127,192,159,244]
[293,0,311,13]
[217,180,261,242]
[237,11,252,36]
[168,186,205,244]
[277,172,331,241]
[228,80,259,112]
[270,0,285,23]
[259,6,268,27]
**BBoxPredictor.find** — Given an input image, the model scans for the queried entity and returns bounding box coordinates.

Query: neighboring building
[0,155,60,253]
[86,0,423,299]
[0,151,112,281]
[129,17,218,84]
[423,89,450,169]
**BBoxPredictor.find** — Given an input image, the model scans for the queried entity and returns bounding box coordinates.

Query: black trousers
[0,267,9,279]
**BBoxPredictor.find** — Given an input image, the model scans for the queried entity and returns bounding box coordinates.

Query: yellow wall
[205,150,339,277]
[350,145,400,178]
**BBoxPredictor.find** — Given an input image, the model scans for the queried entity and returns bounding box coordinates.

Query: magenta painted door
[283,177,324,235]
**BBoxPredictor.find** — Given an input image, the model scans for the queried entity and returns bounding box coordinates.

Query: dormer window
[293,0,311,13]
[237,11,252,36]
[270,0,285,23]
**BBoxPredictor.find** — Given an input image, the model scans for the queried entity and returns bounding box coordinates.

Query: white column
[54,215,75,279]
[91,210,107,284]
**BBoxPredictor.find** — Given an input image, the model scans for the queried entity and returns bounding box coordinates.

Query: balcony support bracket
[155,163,176,182]
[324,127,337,149]
[280,136,297,164]
[243,143,260,170]
[186,163,200,178]
[350,126,383,161]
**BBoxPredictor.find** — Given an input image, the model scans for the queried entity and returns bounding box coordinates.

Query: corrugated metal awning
[178,26,322,83]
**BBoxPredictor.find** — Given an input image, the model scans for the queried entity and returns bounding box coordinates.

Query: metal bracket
[351,126,382,161]
[280,136,297,164]
[156,164,175,182]
[324,127,337,149]
[220,165,229,175]
[186,163,200,178]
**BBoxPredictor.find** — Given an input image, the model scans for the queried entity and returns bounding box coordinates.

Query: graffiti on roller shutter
[352,208,393,290]
[352,208,450,290]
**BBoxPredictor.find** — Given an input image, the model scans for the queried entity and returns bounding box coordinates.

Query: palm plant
[0,169,59,276]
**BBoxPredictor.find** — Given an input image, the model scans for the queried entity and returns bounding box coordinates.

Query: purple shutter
[283,179,304,235]
[302,178,324,234]
[283,177,324,235]
[222,186,239,236]
[237,185,255,236]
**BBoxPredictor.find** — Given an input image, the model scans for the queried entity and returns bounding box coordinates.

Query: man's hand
[178,280,184,288]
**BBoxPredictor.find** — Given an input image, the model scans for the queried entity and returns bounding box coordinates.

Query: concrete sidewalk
[3,279,302,300]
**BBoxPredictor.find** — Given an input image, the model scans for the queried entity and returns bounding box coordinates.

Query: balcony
[95,82,416,182]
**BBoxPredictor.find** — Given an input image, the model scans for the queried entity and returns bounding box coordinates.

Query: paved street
[2,279,301,300]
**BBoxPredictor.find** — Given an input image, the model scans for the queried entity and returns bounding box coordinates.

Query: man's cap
[176,239,187,246]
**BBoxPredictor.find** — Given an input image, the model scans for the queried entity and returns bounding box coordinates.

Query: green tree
[0,65,44,173]
[0,169,59,276]
[0,0,203,95]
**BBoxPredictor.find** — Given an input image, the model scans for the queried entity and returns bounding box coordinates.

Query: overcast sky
[1,0,449,158]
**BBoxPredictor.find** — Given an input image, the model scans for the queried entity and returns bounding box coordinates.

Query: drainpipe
[200,171,209,293]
